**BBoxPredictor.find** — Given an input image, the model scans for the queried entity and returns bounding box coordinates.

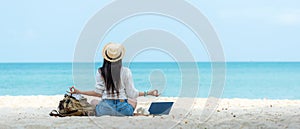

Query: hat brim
[102,43,126,62]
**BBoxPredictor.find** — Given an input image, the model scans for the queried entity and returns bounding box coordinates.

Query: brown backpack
[49,94,95,117]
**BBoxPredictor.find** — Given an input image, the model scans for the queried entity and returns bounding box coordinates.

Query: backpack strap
[49,109,84,117]
[49,110,65,117]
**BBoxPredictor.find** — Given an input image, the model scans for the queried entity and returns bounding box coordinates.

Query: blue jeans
[95,99,134,116]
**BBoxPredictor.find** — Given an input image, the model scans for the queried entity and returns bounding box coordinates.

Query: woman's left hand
[147,89,159,97]
[69,86,81,94]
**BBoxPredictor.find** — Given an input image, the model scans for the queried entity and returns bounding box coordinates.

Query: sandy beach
[0,95,300,129]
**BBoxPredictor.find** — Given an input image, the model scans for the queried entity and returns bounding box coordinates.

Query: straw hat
[102,43,126,62]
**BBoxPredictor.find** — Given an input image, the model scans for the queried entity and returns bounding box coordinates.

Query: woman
[71,43,159,116]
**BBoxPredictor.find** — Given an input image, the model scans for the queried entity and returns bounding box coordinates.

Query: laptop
[148,102,174,115]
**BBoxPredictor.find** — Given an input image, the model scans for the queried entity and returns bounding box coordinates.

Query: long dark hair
[99,59,122,97]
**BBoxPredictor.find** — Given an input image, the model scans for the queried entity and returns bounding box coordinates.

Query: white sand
[0,95,300,129]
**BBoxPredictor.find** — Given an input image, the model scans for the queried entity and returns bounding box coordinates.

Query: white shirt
[94,67,139,99]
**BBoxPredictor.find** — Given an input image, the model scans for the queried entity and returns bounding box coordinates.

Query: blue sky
[0,0,300,62]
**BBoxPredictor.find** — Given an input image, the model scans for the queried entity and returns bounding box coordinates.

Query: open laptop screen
[148,102,174,115]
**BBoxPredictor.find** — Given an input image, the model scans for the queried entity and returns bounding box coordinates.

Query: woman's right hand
[69,86,81,94]
[148,89,159,97]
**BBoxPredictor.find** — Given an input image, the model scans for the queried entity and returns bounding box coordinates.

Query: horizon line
[0,61,300,63]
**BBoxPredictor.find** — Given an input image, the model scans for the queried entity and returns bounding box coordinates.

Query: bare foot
[128,98,137,109]
[90,99,99,107]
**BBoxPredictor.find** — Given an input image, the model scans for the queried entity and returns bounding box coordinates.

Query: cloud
[218,7,275,20]
[218,7,300,26]
[277,11,300,25]
[24,29,38,40]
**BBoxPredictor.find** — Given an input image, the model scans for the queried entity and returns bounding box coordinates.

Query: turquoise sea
[0,62,299,99]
